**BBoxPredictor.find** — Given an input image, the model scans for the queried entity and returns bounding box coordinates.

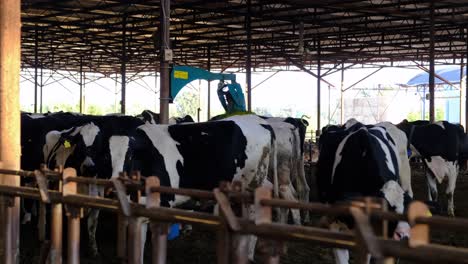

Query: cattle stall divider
[2,168,468,263]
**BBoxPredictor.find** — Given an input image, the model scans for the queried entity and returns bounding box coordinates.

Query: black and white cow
[319,118,413,198]
[317,121,411,264]
[48,114,277,260]
[262,117,310,223]
[397,119,468,216]
[43,115,145,256]
[136,109,194,125]
[132,114,277,260]
[20,112,106,225]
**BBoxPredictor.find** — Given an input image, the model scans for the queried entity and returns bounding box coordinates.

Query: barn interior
[1,0,468,263]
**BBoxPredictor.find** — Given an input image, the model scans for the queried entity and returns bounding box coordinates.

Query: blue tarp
[406,66,465,86]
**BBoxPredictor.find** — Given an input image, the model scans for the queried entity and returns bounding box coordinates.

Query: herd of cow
[19,110,468,263]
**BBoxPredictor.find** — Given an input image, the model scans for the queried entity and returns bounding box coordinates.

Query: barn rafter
[20,0,468,74]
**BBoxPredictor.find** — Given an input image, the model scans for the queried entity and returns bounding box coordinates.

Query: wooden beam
[0,1,21,262]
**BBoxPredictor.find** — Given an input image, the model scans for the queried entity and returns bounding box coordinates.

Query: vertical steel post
[207,46,211,120]
[340,63,345,124]
[0,0,21,263]
[40,67,43,113]
[466,29,468,132]
[34,26,39,113]
[159,0,171,124]
[429,1,435,122]
[328,85,331,123]
[246,0,252,112]
[121,16,127,115]
[79,56,83,113]
[317,41,321,136]
[460,58,464,126]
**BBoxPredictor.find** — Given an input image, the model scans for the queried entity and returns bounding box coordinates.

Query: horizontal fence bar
[415,215,468,232]
[381,239,468,263]
[150,186,214,199]
[239,221,356,250]
[260,198,351,216]
[3,167,468,264]
[0,168,60,180]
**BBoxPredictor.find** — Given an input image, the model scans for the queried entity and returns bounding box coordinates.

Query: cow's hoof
[448,210,455,217]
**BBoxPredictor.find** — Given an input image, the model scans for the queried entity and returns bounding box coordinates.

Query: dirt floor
[19,164,468,263]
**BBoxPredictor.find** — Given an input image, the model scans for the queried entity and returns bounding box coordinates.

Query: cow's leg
[246,204,258,262]
[330,221,350,264]
[87,209,100,257]
[140,218,148,263]
[426,173,438,202]
[333,249,349,264]
[296,158,311,223]
[446,167,458,217]
[279,183,301,225]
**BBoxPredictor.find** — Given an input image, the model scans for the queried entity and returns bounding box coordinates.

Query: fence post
[115,173,130,263]
[408,201,430,248]
[146,176,168,264]
[49,167,63,264]
[214,186,237,264]
[38,201,47,242]
[128,172,143,264]
[350,207,385,264]
[229,181,248,264]
[63,168,80,264]
[255,186,280,264]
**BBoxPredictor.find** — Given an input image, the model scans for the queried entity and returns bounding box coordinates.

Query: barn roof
[406,66,466,86]
[21,0,468,75]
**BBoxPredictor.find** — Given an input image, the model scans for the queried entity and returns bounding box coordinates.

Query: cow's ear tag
[64,140,71,149]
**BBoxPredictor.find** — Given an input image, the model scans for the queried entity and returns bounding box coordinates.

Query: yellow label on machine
[174,70,189,79]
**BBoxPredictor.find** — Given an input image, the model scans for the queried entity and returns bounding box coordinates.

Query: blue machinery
[170,65,246,113]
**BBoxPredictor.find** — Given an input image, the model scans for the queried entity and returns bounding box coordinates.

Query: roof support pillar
[79,57,84,113]
[0,0,21,263]
[246,0,252,112]
[207,46,211,120]
[460,57,464,126]
[429,1,435,122]
[40,68,43,113]
[465,28,468,132]
[121,16,127,115]
[340,63,345,124]
[159,0,171,124]
[34,26,38,113]
[316,41,321,137]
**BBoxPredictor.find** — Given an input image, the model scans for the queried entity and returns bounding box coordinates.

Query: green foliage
[406,107,445,121]
[173,89,199,117]
[43,103,79,113]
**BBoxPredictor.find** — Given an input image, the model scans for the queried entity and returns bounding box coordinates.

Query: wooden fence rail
[1,167,468,263]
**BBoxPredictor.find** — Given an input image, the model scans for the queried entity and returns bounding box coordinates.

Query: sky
[20,64,452,131]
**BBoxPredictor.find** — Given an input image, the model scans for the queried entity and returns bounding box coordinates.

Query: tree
[173,89,199,117]
[406,107,445,121]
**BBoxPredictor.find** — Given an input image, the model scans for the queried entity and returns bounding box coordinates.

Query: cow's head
[138,110,160,124]
[48,122,102,176]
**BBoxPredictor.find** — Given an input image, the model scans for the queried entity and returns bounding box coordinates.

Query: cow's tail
[269,127,279,198]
